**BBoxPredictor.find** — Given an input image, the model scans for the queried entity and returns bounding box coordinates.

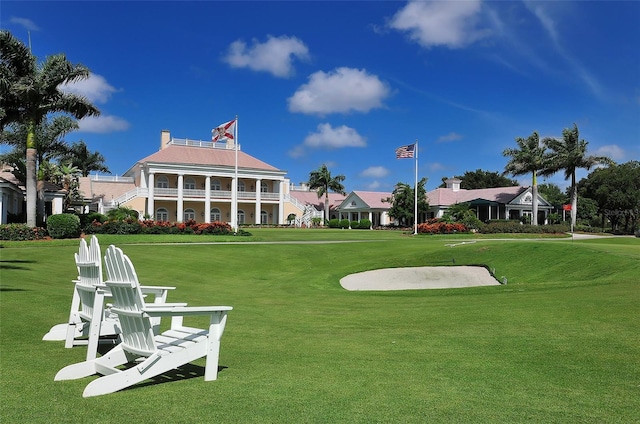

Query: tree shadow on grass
[0,259,36,272]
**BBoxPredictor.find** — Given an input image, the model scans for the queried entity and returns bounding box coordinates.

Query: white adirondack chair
[43,236,180,361]
[55,244,232,397]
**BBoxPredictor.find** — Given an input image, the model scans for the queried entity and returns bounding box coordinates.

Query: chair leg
[55,345,128,381]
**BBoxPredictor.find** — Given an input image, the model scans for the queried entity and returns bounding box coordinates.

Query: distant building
[426,178,554,225]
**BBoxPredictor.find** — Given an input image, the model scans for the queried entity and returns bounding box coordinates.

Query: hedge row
[84,218,243,236]
[0,224,48,241]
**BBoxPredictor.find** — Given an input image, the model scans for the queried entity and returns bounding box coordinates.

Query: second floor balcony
[152,188,280,201]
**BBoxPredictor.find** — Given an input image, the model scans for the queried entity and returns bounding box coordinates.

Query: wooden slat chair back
[44,236,180,361]
[43,236,120,361]
[102,244,157,357]
[55,244,233,397]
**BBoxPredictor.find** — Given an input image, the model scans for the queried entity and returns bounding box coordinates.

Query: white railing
[284,193,307,212]
[169,138,241,151]
[108,188,149,207]
[108,188,280,204]
[90,175,134,183]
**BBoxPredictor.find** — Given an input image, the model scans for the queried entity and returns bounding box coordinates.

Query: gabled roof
[137,144,282,172]
[427,186,527,207]
[337,191,393,210]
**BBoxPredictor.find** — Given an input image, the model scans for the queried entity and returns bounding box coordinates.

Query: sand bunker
[340,266,500,291]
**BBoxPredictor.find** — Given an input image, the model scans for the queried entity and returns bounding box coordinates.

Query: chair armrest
[145,302,188,308]
[140,285,176,293]
[143,306,233,317]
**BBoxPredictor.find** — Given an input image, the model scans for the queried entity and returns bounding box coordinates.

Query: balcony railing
[150,188,279,201]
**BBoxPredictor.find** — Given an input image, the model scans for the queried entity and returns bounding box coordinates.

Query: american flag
[395,144,415,159]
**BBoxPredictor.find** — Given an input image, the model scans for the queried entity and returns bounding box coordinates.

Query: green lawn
[1,230,638,423]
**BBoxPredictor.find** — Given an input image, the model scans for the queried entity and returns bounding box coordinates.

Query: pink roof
[138,145,281,171]
[352,191,393,208]
[78,177,136,201]
[427,186,527,206]
[289,190,346,211]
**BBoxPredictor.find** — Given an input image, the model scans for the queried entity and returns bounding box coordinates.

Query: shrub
[349,220,359,229]
[328,219,340,228]
[47,213,81,239]
[0,224,48,241]
[106,207,139,222]
[358,219,372,229]
[417,221,467,234]
[339,219,350,229]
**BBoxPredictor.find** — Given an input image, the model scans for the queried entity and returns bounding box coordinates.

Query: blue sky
[2,1,639,192]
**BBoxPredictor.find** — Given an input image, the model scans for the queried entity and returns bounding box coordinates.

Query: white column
[177,174,184,223]
[368,211,373,229]
[231,177,237,229]
[278,180,284,225]
[0,193,6,224]
[205,176,211,223]
[148,173,155,219]
[255,178,262,225]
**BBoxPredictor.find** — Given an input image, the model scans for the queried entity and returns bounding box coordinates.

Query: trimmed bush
[47,213,81,239]
[328,219,340,228]
[358,219,372,229]
[0,224,48,241]
[339,219,350,229]
[417,221,467,234]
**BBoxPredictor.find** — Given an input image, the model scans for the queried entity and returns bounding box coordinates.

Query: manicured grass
[1,231,638,422]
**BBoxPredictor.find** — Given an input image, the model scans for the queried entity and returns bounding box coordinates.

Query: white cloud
[365,181,382,190]
[360,166,389,178]
[10,17,40,31]
[288,67,390,115]
[289,123,367,157]
[437,132,463,143]
[594,145,625,162]
[59,73,118,104]
[388,0,487,49]
[223,35,309,78]
[78,115,130,133]
[304,123,367,149]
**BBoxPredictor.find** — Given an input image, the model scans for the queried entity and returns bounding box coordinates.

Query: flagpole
[233,115,239,233]
[413,140,418,235]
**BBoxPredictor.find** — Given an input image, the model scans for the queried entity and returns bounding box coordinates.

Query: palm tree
[542,123,613,230]
[61,140,110,176]
[0,30,100,227]
[308,164,346,224]
[1,116,80,222]
[503,131,548,225]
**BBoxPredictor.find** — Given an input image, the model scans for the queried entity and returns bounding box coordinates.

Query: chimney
[445,178,461,192]
[160,129,171,150]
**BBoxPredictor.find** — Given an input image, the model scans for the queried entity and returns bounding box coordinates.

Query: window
[184,208,195,221]
[184,177,196,190]
[156,208,169,222]
[210,208,221,222]
[238,210,245,224]
[156,176,169,188]
[261,211,268,225]
[211,179,221,191]
[261,181,269,193]
[238,181,245,192]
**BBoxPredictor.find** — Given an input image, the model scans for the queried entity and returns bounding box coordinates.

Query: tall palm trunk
[570,172,577,230]
[324,191,329,225]
[26,121,37,227]
[532,173,539,225]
